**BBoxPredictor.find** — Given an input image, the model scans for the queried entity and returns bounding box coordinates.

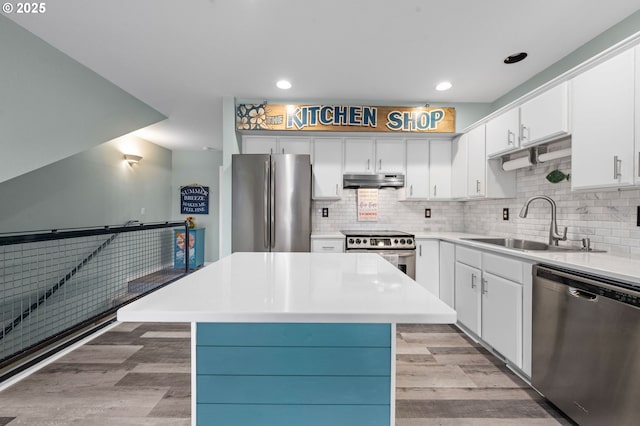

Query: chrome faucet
[519,195,567,246]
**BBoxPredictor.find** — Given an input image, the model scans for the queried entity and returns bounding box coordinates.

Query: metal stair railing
[0,220,140,342]
[0,220,189,379]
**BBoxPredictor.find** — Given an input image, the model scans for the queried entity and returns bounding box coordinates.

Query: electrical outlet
[322,208,329,218]
[503,208,509,220]
[425,208,431,218]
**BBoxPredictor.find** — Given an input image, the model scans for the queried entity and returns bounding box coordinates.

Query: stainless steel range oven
[342,230,416,279]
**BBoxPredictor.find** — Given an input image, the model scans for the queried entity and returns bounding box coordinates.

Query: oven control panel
[345,236,415,250]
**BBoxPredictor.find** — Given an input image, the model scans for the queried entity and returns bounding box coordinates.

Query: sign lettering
[237,103,455,133]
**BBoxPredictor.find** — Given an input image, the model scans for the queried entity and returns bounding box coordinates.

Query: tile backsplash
[312,189,465,233]
[464,156,640,257]
[312,155,640,258]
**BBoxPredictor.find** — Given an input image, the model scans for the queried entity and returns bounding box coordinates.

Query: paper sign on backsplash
[357,189,378,222]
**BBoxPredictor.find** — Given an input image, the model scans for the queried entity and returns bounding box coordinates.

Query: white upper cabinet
[451,134,468,199]
[243,136,278,154]
[242,136,312,157]
[485,82,569,158]
[343,138,374,173]
[344,138,404,174]
[312,138,343,199]
[519,82,570,147]
[405,139,430,199]
[278,137,312,156]
[429,139,452,199]
[571,48,635,190]
[486,108,519,157]
[461,125,515,199]
[375,139,405,173]
[466,125,486,197]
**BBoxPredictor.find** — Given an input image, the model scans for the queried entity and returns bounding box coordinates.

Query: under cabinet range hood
[343,174,405,189]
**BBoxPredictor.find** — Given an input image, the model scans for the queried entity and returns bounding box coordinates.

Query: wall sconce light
[124,154,143,165]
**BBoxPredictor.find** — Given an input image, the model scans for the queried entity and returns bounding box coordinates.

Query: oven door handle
[375,251,415,257]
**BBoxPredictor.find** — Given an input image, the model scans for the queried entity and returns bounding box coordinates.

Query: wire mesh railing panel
[0,222,187,363]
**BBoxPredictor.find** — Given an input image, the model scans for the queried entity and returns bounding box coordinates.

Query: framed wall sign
[180,185,209,215]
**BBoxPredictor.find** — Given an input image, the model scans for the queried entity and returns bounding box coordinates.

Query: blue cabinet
[174,228,205,269]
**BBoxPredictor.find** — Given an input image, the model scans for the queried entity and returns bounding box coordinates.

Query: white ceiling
[8,0,640,151]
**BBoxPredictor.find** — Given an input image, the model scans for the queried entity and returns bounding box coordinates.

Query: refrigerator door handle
[264,160,270,249]
[270,160,276,248]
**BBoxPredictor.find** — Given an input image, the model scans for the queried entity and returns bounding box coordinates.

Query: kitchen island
[117,252,456,426]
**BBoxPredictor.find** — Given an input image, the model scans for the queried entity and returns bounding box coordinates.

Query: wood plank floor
[0,322,574,425]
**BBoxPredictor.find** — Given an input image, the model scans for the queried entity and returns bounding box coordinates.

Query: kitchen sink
[461,237,602,252]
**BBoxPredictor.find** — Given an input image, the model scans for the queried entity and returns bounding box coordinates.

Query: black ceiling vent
[504,52,528,64]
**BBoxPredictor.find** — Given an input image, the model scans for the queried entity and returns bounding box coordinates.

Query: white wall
[0,15,166,184]
[0,135,172,233]
[171,150,223,262]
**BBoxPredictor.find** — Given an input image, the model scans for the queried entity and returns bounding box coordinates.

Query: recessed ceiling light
[276,80,292,90]
[435,81,452,91]
[504,52,528,64]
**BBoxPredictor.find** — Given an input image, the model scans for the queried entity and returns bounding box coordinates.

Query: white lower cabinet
[415,239,439,296]
[455,261,482,335]
[310,238,344,253]
[454,245,526,369]
[481,271,522,366]
[438,241,455,309]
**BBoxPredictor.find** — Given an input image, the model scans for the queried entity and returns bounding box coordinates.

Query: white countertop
[117,252,457,324]
[412,231,640,286]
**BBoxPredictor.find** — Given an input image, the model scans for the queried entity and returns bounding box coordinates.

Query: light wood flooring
[0,322,574,425]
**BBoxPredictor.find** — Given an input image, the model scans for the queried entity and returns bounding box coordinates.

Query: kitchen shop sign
[236,103,455,133]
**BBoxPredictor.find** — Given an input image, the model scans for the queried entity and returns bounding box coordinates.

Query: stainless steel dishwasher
[532,264,640,426]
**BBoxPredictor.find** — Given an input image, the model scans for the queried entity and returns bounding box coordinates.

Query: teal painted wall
[0,15,166,184]
[492,9,640,110]
[171,150,223,262]
[0,135,172,233]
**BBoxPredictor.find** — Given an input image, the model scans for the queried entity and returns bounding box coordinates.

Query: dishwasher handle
[568,287,598,302]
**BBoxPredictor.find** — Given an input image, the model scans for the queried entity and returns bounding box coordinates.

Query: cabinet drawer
[311,239,344,253]
[482,253,523,283]
[456,246,482,268]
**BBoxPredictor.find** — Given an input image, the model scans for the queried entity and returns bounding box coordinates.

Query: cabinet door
[375,139,405,173]
[429,139,452,199]
[278,137,312,157]
[415,240,439,296]
[571,49,635,189]
[243,136,278,154]
[454,262,481,335]
[520,82,569,146]
[439,241,455,309]
[635,46,640,185]
[485,108,519,157]
[451,134,468,198]
[311,239,344,253]
[344,139,374,173]
[466,125,486,197]
[312,138,342,199]
[481,271,522,367]
[405,140,430,199]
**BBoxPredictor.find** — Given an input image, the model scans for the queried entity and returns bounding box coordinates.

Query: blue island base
[195,322,393,426]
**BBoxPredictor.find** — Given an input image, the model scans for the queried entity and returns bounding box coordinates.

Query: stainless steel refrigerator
[232,154,311,252]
